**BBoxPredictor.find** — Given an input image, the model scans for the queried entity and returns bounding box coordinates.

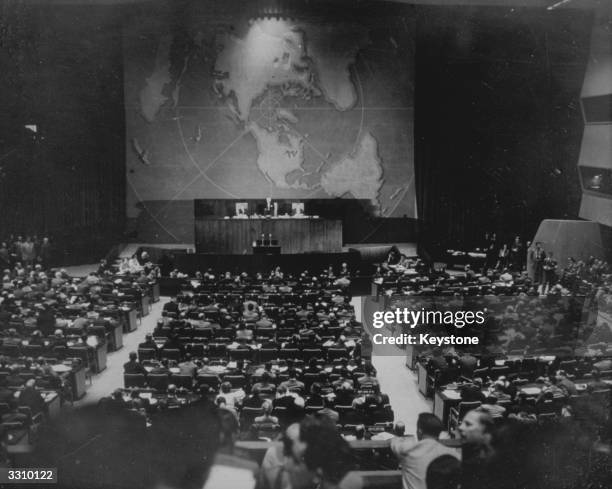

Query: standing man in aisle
[391,413,459,489]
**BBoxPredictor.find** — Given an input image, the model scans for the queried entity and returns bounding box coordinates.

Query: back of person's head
[311,382,322,396]
[261,371,271,383]
[393,421,405,436]
[417,412,444,440]
[426,454,461,489]
[300,416,354,483]
[261,400,273,414]
[129,351,138,361]
[220,382,232,394]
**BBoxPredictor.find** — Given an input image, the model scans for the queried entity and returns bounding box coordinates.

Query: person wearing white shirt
[390,413,460,489]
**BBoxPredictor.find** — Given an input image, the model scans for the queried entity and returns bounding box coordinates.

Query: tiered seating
[112,268,397,439]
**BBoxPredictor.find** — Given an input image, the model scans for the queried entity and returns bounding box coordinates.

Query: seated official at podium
[234,203,248,218]
[292,202,305,217]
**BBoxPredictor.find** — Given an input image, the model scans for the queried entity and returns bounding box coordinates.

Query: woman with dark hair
[426,455,461,489]
[299,417,362,489]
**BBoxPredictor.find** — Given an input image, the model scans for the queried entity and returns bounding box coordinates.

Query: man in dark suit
[124,351,147,376]
[428,348,449,375]
[163,297,180,315]
[458,351,479,377]
[531,242,546,284]
[138,333,159,352]
[18,379,45,415]
[36,306,56,336]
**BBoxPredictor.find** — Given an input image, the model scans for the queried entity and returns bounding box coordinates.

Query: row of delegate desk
[3,278,160,396]
[433,377,612,428]
[0,277,160,463]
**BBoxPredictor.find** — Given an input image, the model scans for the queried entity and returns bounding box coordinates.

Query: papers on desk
[521,387,542,396]
[51,364,71,373]
[539,356,555,363]
[371,432,395,441]
[442,390,461,400]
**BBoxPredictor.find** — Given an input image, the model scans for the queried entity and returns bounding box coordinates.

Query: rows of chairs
[138,345,351,364]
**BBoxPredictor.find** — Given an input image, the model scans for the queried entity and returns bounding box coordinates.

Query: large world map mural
[124,14,415,240]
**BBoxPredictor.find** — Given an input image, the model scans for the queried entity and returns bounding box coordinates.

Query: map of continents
[134,18,414,216]
[212,20,383,205]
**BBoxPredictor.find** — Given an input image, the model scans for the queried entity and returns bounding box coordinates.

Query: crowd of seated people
[111,266,397,441]
[0,256,160,446]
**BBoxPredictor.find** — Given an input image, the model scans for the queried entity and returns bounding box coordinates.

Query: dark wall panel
[0,5,126,263]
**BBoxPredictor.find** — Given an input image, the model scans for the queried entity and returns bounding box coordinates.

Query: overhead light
[547,0,573,10]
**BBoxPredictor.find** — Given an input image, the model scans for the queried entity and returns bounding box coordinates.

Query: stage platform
[94,242,420,282]
[344,242,417,258]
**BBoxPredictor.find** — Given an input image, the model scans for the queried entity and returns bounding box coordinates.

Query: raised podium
[195,217,342,254]
[253,239,281,255]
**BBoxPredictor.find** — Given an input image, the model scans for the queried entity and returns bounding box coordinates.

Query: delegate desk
[52,363,87,400]
[433,382,575,428]
[195,218,342,254]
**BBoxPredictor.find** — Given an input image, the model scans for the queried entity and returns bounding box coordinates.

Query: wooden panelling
[194,219,342,254]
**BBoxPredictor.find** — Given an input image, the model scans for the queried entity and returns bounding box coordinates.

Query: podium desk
[195,218,342,254]
[122,308,138,333]
[417,361,429,396]
[141,295,151,317]
[109,320,123,351]
[151,282,160,302]
[70,365,87,400]
[92,342,107,373]
[44,390,61,419]
[253,245,281,255]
